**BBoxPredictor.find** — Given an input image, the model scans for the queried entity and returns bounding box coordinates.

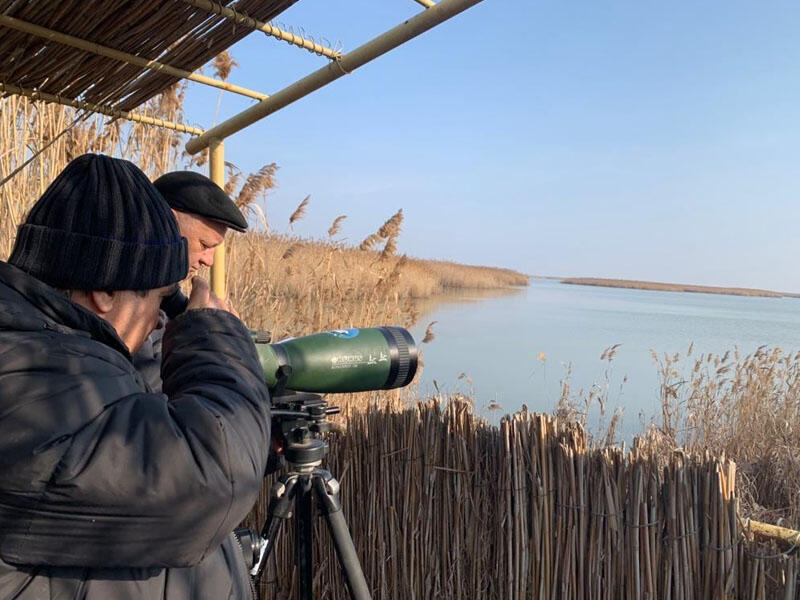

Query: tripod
[250,391,371,600]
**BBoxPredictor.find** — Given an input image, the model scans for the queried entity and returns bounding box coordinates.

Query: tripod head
[270,387,340,471]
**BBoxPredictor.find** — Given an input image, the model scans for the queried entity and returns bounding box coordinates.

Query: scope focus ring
[378,326,418,389]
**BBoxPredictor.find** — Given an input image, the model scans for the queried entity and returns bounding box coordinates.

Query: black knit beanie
[9,154,188,291]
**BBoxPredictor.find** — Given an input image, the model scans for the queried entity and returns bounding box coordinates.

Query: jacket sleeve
[1,309,271,569]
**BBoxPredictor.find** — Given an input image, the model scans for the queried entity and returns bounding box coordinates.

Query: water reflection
[415,285,526,320]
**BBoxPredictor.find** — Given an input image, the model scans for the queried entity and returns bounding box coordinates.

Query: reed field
[3,84,800,596]
[652,346,800,530]
[556,344,800,533]
[227,233,527,339]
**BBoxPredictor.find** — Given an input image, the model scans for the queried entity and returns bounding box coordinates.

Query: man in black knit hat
[134,170,249,391]
[0,154,270,599]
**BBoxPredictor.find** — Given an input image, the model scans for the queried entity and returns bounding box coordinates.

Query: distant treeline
[561,277,792,298]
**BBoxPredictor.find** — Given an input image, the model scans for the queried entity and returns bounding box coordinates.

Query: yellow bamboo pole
[185,0,485,154]
[209,138,226,298]
[0,82,204,135]
[0,15,268,101]
[180,0,342,59]
[413,0,437,8]
[744,519,800,550]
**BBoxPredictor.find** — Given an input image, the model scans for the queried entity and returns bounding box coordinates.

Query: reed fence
[246,400,800,599]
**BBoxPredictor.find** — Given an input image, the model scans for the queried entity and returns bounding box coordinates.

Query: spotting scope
[161,290,418,393]
[253,327,417,393]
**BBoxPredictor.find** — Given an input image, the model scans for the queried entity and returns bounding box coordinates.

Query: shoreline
[560,277,797,298]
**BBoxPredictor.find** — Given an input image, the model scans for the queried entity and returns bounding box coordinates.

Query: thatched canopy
[0,0,296,112]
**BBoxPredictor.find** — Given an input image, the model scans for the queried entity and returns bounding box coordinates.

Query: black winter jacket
[0,261,270,599]
[133,312,167,392]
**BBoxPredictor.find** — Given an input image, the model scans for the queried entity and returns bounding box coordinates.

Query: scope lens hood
[377,326,418,389]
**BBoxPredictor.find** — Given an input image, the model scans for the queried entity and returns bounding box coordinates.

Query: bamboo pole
[783,558,796,600]
[180,0,341,59]
[209,138,226,298]
[0,82,204,135]
[744,520,800,551]
[0,15,268,101]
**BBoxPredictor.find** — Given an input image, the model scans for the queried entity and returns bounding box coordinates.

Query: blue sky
[182,1,800,291]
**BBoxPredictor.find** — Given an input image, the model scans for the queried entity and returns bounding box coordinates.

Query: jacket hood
[0,260,131,359]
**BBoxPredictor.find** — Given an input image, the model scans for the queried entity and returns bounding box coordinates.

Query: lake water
[409,279,800,438]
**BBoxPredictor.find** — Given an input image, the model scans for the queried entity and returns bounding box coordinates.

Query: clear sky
[182,1,800,292]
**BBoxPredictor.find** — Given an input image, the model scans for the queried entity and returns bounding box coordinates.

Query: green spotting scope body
[253,327,418,393]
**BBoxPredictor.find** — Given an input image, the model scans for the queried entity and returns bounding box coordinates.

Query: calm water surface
[409,279,800,437]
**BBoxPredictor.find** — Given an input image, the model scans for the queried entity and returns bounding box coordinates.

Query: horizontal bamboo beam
[0,82,205,135]
[186,0,484,153]
[745,519,800,551]
[181,0,341,59]
[0,15,268,101]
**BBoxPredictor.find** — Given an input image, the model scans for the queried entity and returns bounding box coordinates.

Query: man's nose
[199,248,215,267]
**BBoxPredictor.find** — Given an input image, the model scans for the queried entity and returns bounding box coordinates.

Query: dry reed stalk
[328,215,347,238]
[288,195,309,228]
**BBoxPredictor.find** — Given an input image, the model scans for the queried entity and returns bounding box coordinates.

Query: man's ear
[89,290,116,315]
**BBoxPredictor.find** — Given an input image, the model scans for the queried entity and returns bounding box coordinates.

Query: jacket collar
[0,261,131,360]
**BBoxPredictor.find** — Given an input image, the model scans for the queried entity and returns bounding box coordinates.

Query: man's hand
[186,277,239,317]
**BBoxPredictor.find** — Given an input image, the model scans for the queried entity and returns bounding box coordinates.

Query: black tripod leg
[253,476,299,580]
[312,471,372,600]
[296,474,314,600]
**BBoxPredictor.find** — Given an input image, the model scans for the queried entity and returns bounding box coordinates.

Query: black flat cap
[153,171,248,232]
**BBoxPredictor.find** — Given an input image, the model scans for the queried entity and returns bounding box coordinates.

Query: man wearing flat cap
[0,154,269,599]
[134,170,249,391]
[156,170,249,274]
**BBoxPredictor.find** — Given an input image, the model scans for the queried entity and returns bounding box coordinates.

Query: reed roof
[0,0,297,111]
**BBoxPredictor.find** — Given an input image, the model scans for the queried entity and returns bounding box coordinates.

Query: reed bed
[650,346,800,531]
[245,399,799,599]
[418,259,528,290]
[226,233,527,340]
[561,277,785,298]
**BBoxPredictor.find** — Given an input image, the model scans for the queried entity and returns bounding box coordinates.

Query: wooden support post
[209,138,226,298]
